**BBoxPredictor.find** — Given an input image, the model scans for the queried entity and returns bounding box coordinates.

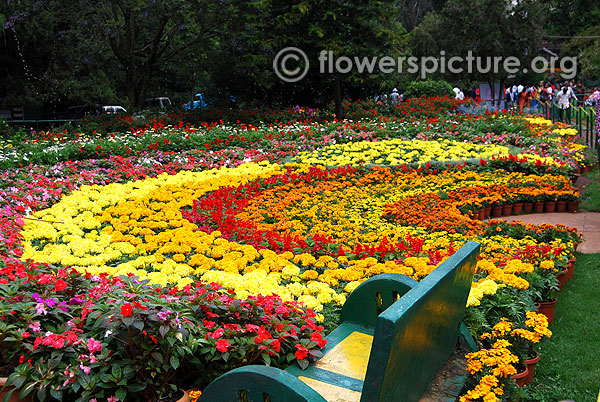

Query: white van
[101,106,127,115]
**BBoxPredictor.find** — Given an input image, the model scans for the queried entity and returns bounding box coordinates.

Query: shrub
[403,79,455,99]
[1,260,326,401]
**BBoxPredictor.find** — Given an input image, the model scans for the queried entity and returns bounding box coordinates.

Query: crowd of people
[375,81,600,122]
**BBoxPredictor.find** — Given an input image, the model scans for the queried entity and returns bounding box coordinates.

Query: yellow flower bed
[292,138,510,167]
[524,117,553,126]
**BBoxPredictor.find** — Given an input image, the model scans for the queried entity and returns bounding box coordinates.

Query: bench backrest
[360,240,480,402]
[340,273,418,328]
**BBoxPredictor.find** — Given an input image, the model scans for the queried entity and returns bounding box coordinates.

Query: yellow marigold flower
[344,281,361,293]
[172,253,186,263]
[302,269,319,280]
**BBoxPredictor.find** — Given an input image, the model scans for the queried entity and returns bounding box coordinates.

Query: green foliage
[463,286,536,343]
[2,269,327,401]
[561,26,600,82]
[403,79,454,99]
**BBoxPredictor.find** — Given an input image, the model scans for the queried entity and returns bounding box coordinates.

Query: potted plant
[524,262,560,324]
[481,312,552,385]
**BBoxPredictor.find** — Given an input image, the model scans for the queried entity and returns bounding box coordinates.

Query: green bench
[197,241,480,402]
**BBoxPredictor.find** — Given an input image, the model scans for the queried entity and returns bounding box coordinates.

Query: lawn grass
[522,252,600,402]
[580,169,600,212]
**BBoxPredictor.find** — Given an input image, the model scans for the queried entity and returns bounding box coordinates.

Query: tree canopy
[0,0,598,114]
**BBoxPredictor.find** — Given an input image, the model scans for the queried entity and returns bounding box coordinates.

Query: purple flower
[157,311,172,321]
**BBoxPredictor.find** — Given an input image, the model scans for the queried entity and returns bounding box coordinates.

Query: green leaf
[297,359,309,370]
[112,365,122,379]
[116,388,127,401]
[170,355,180,369]
[122,316,135,327]
[132,319,145,331]
[49,387,63,400]
[127,383,147,393]
[151,352,164,363]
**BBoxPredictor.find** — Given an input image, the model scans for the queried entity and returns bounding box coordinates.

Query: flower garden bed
[0,98,594,401]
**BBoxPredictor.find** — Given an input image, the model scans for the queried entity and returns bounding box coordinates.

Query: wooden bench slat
[314,331,373,381]
[297,377,362,402]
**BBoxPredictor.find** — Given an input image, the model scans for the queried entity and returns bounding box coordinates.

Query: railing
[5,119,79,130]
[543,102,598,151]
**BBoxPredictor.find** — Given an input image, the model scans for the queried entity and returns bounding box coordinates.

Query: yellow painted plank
[315,331,373,381]
[298,376,362,402]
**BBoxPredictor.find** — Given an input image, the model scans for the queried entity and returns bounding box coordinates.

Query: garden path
[502,212,600,254]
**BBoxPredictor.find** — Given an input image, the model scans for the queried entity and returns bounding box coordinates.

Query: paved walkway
[501,212,600,254]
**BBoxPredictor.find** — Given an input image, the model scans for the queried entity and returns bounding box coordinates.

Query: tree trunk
[334,76,343,119]
[487,79,495,108]
[498,78,505,109]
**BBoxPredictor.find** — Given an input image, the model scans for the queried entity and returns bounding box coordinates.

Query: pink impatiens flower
[87,338,102,353]
[35,303,47,315]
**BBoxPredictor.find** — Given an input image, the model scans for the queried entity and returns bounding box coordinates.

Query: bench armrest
[340,273,418,328]
[197,365,327,402]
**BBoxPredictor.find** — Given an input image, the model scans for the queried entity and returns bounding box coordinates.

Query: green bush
[403,80,454,99]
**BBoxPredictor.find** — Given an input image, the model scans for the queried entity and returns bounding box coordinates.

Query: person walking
[556,86,571,123]
[517,89,528,110]
[390,88,400,104]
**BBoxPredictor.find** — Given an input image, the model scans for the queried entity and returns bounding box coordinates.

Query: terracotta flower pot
[536,300,557,324]
[545,201,556,213]
[533,202,545,213]
[524,352,541,385]
[512,365,529,387]
[484,206,492,218]
[512,202,524,215]
[0,377,34,402]
[556,268,569,290]
[567,201,578,213]
[492,205,503,217]
[567,258,576,280]
[178,390,191,402]
[523,202,534,214]
[555,200,567,213]
[502,204,513,216]
[478,209,486,220]
[160,390,191,402]
[570,175,579,184]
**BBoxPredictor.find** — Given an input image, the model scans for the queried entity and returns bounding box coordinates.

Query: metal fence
[4,119,79,130]
[543,102,598,151]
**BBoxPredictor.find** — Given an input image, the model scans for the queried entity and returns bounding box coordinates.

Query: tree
[561,26,600,81]
[410,0,548,106]
[547,0,600,37]
[75,0,227,107]
[274,0,406,116]
[395,0,447,31]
